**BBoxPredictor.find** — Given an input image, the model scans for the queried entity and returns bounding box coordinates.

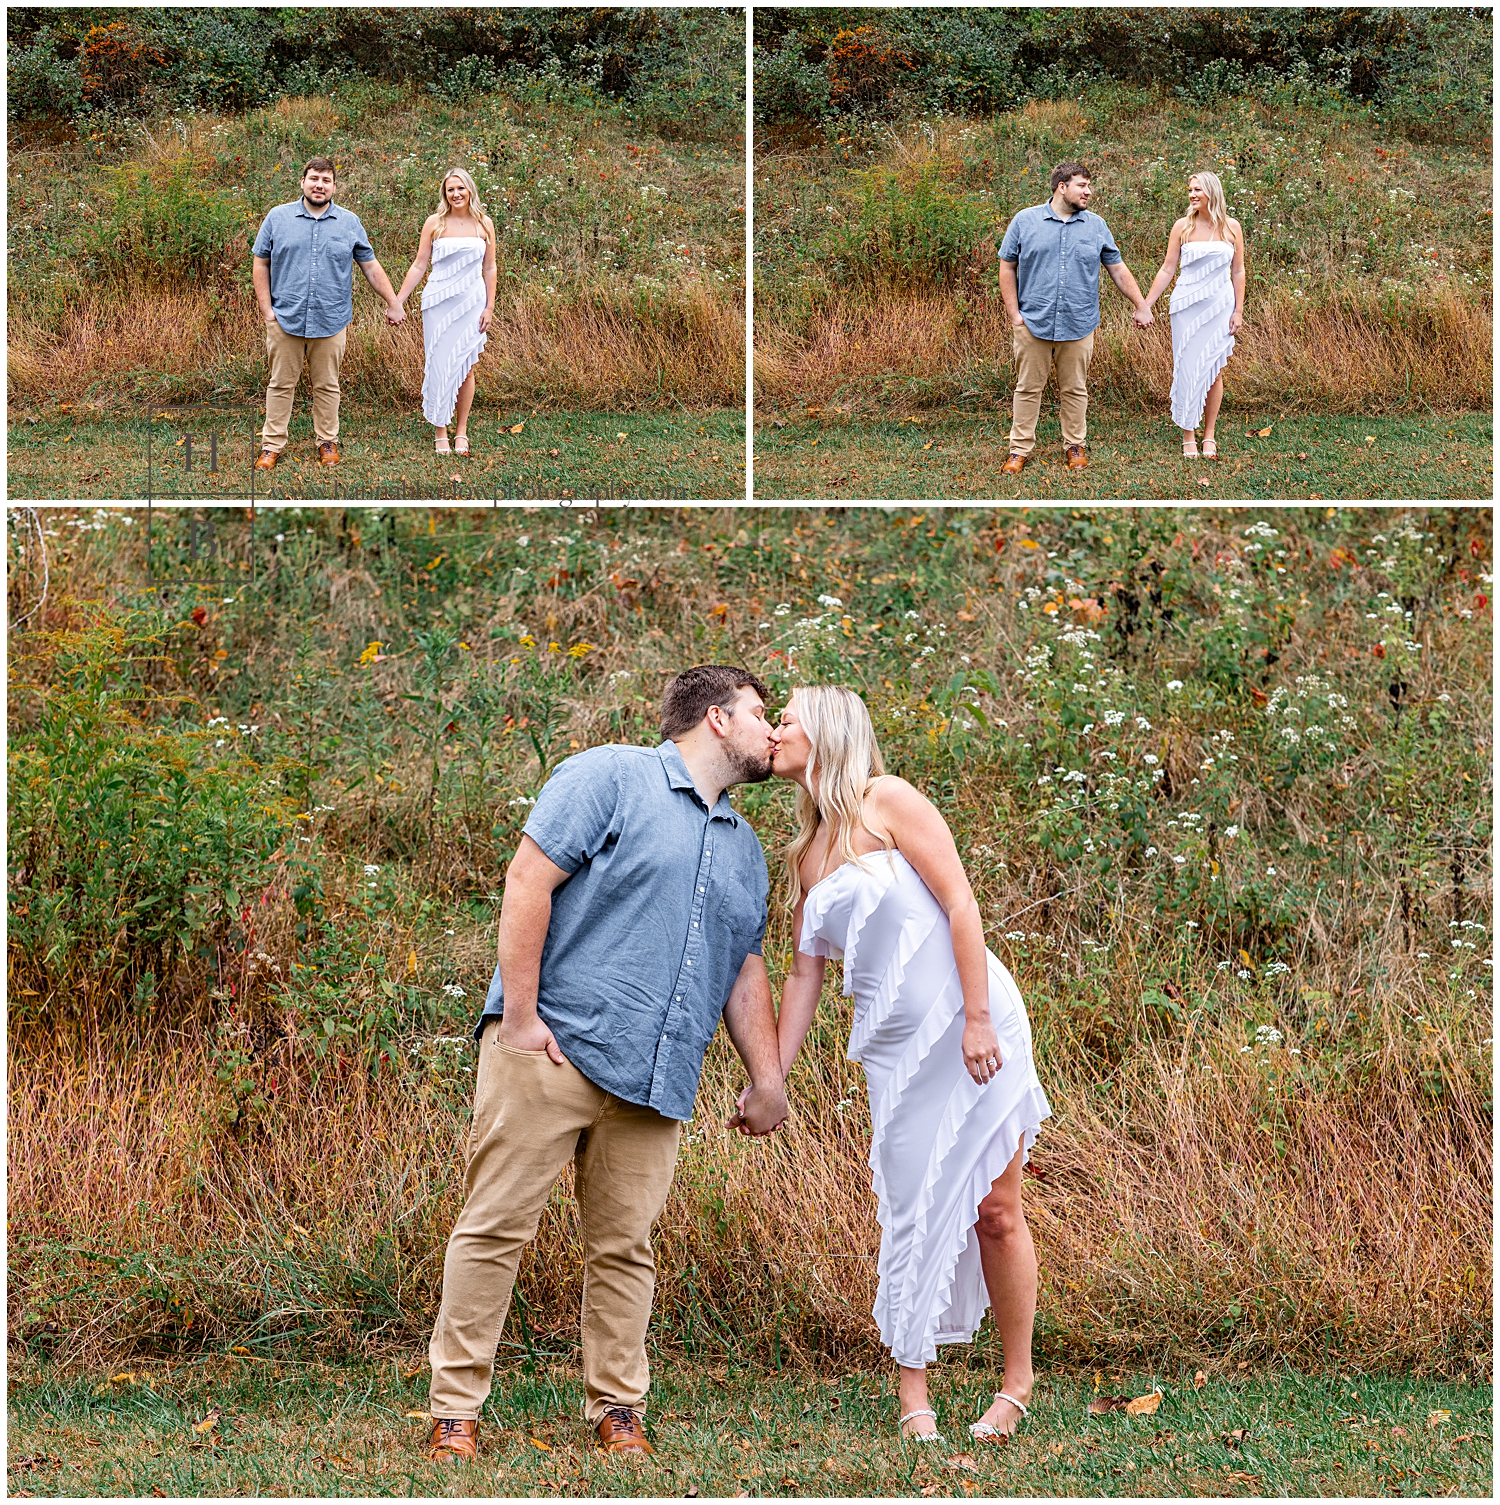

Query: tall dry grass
[7,280,743,412]
[753,284,1491,416]
[9,961,1487,1375]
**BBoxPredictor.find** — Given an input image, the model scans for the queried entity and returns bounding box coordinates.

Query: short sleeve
[350,216,376,263]
[747,865,769,957]
[997,213,1023,262]
[252,212,275,259]
[522,748,621,874]
[1098,217,1123,265]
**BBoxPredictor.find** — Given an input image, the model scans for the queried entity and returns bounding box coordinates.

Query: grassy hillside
[753,92,1490,418]
[9,78,743,414]
[7,504,1491,1380]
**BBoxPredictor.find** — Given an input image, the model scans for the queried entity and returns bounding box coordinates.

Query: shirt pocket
[716,879,762,949]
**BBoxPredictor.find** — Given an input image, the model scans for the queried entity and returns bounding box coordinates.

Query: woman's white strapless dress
[800,850,1052,1369]
[421,236,488,427]
[1169,240,1235,430]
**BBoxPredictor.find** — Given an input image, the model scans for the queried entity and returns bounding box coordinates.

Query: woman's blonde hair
[436,168,496,245]
[784,685,891,909]
[1187,170,1230,242]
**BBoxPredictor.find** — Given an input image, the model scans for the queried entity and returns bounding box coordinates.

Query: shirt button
[693,922,699,928]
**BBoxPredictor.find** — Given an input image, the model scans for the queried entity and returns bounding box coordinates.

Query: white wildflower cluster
[442,983,467,999]
[508,795,537,807]
[1255,1023,1284,1046]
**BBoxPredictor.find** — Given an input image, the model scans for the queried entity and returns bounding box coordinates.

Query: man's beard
[726,743,773,785]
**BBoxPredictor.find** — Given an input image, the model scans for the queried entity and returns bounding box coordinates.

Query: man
[250,157,405,471]
[425,666,789,1463]
[996,161,1153,474]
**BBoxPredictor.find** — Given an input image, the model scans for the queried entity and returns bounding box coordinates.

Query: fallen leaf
[450,473,463,483]
[921,1486,940,1497]
[407,949,419,973]
[549,448,559,457]
[531,1437,553,1452]
[1223,1428,1249,1448]
[401,1362,425,1379]
[616,432,628,442]
[510,422,525,433]
[111,1372,140,1384]
[771,418,786,429]
[685,1488,700,1498]
[192,1408,221,1435]
[1297,452,1308,461]
[231,1346,250,1355]
[1256,426,1273,437]
[946,1454,981,1472]
[1450,1433,1475,1444]
[1194,1371,1207,1390]
[1428,1410,1452,1429]
[1125,1389,1163,1416]
[1224,1470,1260,1483]
[1390,1426,1407,1437]
[405,1410,430,1420]
[922,441,933,451]
[956,610,976,621]
[1088,1396,1131,1415]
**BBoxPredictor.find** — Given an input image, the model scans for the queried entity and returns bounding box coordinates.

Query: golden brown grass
[9,960,1487,1374]
[7,280,743,413]
[753,284,1491,417]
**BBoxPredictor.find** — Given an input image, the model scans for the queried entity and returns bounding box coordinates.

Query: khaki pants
[428,1021,682,1424]
[1008,323,1094,455]
[261,321,347,453]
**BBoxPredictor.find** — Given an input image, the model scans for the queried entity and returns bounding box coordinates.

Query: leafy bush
[6,24,86,122]
[8,605,300,1016]
[82,160,248,284]
[755,7,1493,142]
[830,163,992,289]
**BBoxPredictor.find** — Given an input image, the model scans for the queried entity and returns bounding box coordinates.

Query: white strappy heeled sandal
[970,1392,1029,1442]
[898,1407,945,1443]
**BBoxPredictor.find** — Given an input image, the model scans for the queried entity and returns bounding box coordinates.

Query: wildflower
[1237,969,1251,979]
[442,983,467,999]
[568,643,595,658]
[817,594,843,609]
[359,641,384,665]
[1217,960,1231,971]
[364,864,381,876]
[1135,716,1151,730]
[1167,680,1184,692]
[1143,753,1159,765]
[1173,854,1186,865]
[1145,846,1158,857]
[508,796,537,807]
[1224,825,1239,838]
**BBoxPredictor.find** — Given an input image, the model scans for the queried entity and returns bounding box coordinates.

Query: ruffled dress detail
[800,850,1052,1369]
[1169,241,1235,430]
[421,237,488,426]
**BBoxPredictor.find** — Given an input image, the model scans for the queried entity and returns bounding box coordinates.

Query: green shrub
[8,606,301,1016]
[6,24,86,123]
[82,160,248,284]
[830,162,991,289]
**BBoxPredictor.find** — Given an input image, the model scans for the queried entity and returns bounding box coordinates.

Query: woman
[394,169,496,454]
[769,687,1051,1444]
[1140,171,1245,459]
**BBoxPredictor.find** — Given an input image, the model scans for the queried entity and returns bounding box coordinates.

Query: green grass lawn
[5,409,746,502]
[7,1357,1490,1497]
[752,410,1492,501]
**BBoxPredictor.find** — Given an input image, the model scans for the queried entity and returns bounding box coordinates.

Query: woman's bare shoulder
[866,774,931,816]
[1171,215,1191,235]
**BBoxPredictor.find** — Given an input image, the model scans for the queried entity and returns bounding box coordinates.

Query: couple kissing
[424,665,1051,1460]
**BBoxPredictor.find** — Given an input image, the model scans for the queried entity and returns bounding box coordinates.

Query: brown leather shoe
[253,449,280,471]
[427,1416,477,1462]
[318,441,340,466]
[596,1406,653,1455]
[1065,444,1087,469]
[1002,451,1026,475]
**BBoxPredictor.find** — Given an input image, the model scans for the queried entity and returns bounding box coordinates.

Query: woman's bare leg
[453,370,477,438]
[971,1139,1037,1435]
[897,1363,938,1438]
[1202,374,1224,445]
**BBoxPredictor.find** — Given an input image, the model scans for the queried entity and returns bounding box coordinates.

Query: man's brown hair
[660,665,770,740]
[302,157,337,181]
[1050,161,1090,193]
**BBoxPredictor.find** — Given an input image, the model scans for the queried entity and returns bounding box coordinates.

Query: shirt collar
[1042,203,1087,224]
[656,740,739,824]
[294,199,341,221]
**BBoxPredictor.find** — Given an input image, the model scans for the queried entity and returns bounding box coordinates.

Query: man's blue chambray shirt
[997,202,1123,343]
[476,740,769,1122]
[251,199,375,340]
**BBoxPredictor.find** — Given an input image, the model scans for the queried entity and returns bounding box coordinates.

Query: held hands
[962,1017,1003,1087]
[498,1011,566,1064]
[727,1080,790,1137]
[385,301,407,326]
[1132,303,1155,329]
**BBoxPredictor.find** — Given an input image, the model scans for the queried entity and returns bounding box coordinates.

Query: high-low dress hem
[801,851,1052,1370]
